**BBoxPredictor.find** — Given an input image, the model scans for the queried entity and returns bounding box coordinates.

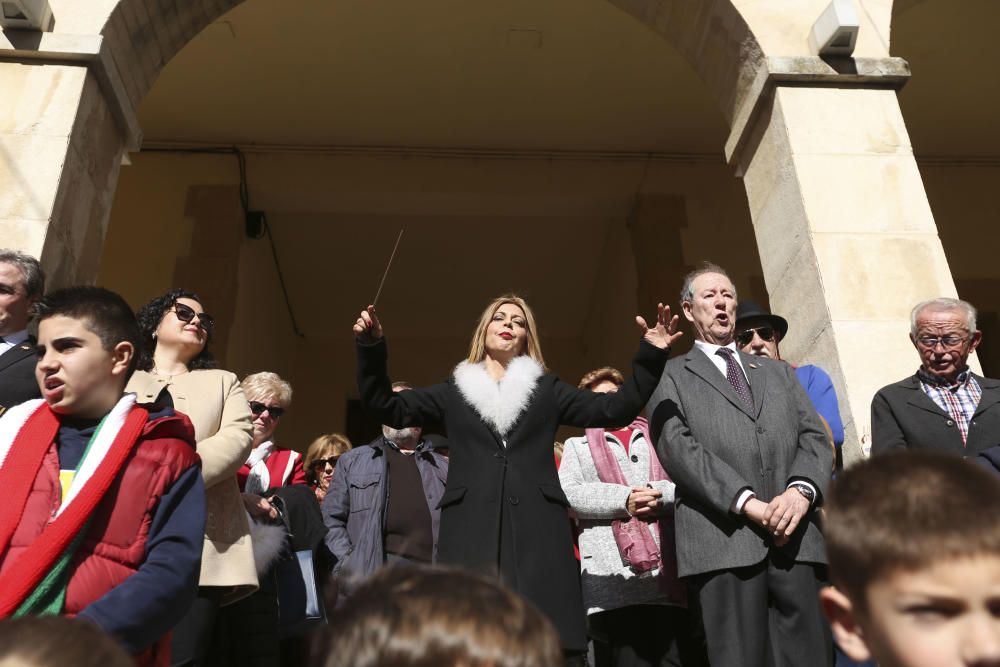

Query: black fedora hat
[735,300,788,340]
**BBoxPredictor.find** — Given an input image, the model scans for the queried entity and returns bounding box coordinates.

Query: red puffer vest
[0,410,199,666]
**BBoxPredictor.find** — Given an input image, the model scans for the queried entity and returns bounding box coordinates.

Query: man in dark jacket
[0,249,44,416]
[321,383,448,593]
[871,297,1000,456]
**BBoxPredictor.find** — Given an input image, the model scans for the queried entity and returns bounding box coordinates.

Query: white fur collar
[453,356,544,437]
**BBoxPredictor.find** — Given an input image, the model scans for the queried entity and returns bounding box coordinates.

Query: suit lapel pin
[748,362,759,369]
[19,344,31,350]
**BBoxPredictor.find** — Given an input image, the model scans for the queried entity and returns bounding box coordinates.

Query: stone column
[1,32,139,287]
[734,63,966,465]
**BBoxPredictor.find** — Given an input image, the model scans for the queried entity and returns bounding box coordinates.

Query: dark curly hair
[135,288,218,372]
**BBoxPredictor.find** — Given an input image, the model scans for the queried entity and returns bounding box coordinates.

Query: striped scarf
[0,394,147,616]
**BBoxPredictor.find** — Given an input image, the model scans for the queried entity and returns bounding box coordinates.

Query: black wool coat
[871,373,1000,456]
[0,338,40,417]
[357,339,668,652]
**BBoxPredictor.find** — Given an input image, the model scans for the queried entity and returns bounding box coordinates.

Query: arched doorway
[96,0,764,446]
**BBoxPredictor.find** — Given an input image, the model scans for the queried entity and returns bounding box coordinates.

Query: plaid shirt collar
[916,367,972,389]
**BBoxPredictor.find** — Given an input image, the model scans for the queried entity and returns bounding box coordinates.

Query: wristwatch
[792,484,815,504]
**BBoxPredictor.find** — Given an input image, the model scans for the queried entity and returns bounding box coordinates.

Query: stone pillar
[736,79,965,464]
[0,30,138,287]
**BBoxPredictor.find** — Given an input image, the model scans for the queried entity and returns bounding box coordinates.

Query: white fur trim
[453,356,543,438]
[247,512,288,576]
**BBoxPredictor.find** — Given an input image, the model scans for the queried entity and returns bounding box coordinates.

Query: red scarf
[0,403,148,616]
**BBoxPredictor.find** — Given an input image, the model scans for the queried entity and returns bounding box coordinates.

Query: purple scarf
[586,417,686,602]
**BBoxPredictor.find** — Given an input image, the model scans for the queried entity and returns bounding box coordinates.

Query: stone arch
[96,0,246,124]
[98,0,760,133]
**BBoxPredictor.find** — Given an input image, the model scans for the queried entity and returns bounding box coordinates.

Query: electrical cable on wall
[143,146,305,338]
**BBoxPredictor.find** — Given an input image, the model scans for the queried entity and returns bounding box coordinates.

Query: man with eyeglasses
[871,298,1000,457]
[735,300,844,467]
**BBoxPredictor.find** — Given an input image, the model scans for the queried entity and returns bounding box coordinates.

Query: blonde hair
[241,371,293,406]
[304,433,353,483]
[466,294,546,367]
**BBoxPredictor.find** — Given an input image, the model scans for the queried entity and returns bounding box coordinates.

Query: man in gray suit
[648,264,832,667]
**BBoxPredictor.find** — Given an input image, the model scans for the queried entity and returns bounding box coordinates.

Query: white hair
[910,298,977,336]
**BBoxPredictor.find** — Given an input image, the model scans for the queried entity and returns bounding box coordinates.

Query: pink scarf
[586,418,685,602]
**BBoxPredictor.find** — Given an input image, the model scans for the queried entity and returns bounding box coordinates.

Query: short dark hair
[319,566,562,667]
[0,248,45,298]
[36,287,141,380]
[135,288,217,372]
[0,608,132,667]
[825,451,1000,608]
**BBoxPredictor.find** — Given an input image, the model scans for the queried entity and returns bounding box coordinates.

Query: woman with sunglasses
[303,433,353,503]
[128,288,255,667]
[237,372,305,497]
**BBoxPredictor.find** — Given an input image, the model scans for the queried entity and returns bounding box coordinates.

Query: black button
[630,454,639,463]
[508,495,519,505]
[756,426,764,434]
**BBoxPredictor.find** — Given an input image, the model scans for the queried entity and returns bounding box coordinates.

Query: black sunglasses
[249,401,285,419]
[172,302,215,334]
[736,326,777,348]
[310,456,340,469]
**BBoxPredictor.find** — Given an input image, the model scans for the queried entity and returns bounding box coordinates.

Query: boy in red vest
[0,287,205,666]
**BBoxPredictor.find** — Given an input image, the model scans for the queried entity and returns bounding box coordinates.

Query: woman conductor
[352,295,680,657]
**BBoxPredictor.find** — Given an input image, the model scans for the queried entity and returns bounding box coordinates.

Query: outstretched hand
[353,305,384,343]
[635,303,683,350]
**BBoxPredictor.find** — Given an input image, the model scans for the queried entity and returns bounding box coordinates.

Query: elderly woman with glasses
[127,288,255,665]
[237,372,306,499]
[304,433,353,503]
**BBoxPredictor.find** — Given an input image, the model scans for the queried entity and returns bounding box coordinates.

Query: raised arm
[354,305,447,428]
[556,304,678,428]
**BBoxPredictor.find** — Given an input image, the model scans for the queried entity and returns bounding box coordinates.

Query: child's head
[318,565,562,667]
[821,451,1000,667]
[34,287,140,419]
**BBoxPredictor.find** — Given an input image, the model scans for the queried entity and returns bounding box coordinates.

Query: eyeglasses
[310,456,340,469]
[916,335,968,350]
[172,302,215,334]
[249,401,285,418]
[736,326,777,348]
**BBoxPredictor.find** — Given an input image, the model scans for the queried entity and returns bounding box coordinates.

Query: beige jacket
[128,369,257,603]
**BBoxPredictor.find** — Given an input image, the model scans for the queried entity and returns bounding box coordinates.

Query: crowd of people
[1,247,1000,667]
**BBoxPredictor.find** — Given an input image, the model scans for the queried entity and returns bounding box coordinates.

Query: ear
[909,332,919,350]
[681,300,695,323]
[819,586,873,662]
[969,329,984,353]
[110,341,135,378]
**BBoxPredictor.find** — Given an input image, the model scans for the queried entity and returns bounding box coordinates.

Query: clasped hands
[626,486,664,521]
[743,488,810,547]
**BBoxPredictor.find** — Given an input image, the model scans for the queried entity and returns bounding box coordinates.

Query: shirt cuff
[787,481,817,506]
[732,488,755,514]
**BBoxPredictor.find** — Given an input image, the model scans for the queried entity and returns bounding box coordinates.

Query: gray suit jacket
[647,347,831,578]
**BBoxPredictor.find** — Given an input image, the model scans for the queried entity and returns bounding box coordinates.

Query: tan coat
[128,369,257,603]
